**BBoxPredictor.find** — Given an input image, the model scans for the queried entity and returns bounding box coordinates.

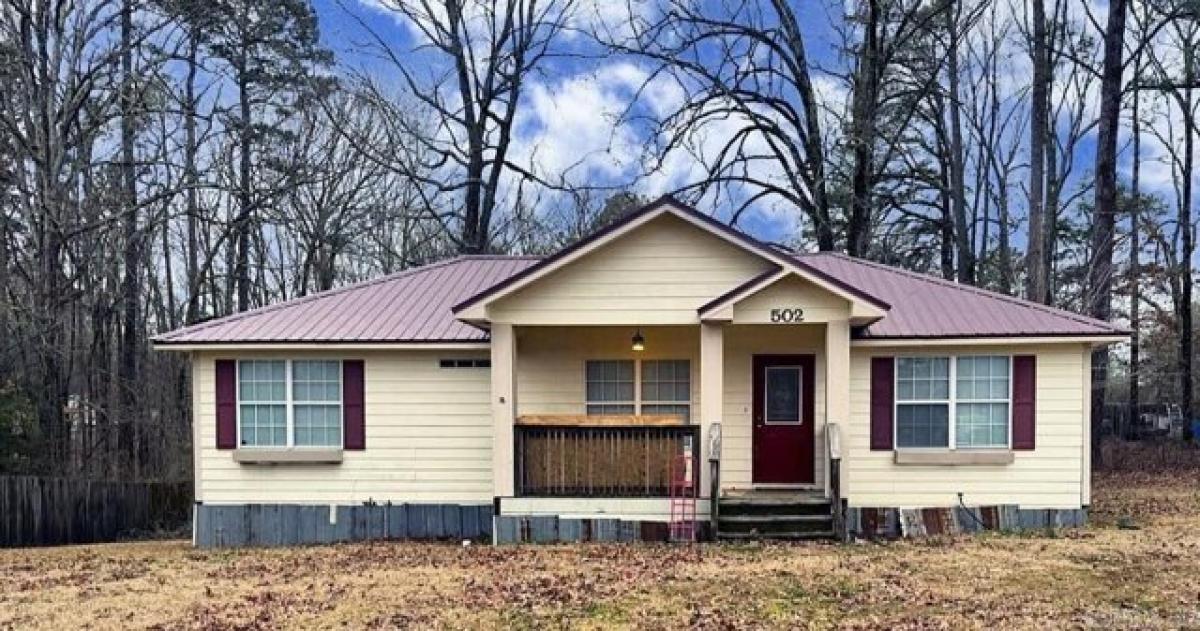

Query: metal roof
[797,252,1127,339]
[153,256,539,345]
[154,232,1126,346]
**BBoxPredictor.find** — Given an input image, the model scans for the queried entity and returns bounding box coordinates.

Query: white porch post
[824,319,851,494]
[700,322,724,497]
[491,322,517,498]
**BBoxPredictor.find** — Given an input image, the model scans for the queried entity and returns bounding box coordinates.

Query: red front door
[752,354,815,484]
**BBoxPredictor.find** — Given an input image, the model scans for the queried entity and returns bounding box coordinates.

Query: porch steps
[716,492,836,541]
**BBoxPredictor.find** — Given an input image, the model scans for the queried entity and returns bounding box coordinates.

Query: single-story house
[154,197,1127,546]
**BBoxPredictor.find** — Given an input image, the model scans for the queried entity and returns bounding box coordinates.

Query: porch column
[491,322,517,498]
[699,322,724,497]
[824,319,851,494]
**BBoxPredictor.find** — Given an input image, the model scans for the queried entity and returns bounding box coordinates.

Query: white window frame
[640,359,693,422]
[236,359,344,450]
[893,354,1012,451]
[762,364,804,425]
[584,358,693,419]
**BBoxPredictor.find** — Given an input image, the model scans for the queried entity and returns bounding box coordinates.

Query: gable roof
[798,252,1127,339]
[451,196,891,319]
[154,207,1128,347]
[152,256,539,346]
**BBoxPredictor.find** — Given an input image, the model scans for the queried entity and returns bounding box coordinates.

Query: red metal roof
[153,256,539,345]
[155,238,1126,346]
[797,252,1127,339]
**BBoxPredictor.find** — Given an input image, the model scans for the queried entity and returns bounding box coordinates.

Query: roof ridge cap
[457,254,542,260]
[155,256,472,340]
[808,252,1117,330]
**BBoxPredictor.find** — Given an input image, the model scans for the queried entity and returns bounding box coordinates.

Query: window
[585,359,692,420]
[238,359,343,448]
[896,357,950,448]
[764,366,803,424]
[293,361,342,447]
[239,360,287,447]
[641,360,691,421]
[895,356,1010,450]
[956,356,1010,448]
[586,360,635,414]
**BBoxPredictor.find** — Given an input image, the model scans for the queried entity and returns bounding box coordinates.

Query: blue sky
[306,0,1184,252]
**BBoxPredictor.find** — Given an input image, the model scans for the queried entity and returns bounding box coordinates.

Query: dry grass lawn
[3,469,1200,629]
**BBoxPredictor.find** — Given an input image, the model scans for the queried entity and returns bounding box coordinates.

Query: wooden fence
[0,476,192,547]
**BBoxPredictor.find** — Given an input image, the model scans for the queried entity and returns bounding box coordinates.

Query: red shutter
[215,360,237,449]
[870,357,894,451]
[343,360,365,450]
[1012,355,1036,450]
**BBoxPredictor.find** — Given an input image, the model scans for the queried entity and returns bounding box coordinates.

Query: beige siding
[732,275,851,324]
[515,324,830,494]
[721,325,827,490]
[845,344,1088,509]
[193,350,493,504]
[515,326,700,417]
[489,214,772,325]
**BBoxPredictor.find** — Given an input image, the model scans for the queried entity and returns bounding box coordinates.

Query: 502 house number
[770,307,805,323]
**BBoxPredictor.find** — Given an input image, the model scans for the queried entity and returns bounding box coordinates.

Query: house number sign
[770,307,805,323]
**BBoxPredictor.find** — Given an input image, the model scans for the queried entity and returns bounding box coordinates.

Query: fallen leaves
[1,471,1199,629]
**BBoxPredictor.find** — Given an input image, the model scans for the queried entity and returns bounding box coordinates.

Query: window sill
[893,450,1014,466]
[233,449,343,465]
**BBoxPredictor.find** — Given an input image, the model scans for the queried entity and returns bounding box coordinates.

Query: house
[154,197,1128,546]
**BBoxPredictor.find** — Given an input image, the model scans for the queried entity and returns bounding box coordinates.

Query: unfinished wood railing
[827,422,846,541]
[514,419,699,497]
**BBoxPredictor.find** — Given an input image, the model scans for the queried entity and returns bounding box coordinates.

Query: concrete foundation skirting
[846,505,1087,539]
[193,502,493,548]
[494,515,710,544]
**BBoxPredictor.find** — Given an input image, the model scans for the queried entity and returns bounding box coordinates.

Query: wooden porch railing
[514,422,700,497]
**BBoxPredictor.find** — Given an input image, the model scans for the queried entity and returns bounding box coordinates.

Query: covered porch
[489,322,851,518]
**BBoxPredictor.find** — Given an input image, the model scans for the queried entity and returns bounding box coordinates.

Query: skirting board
[846,505,1087,539]
[494,515,711,544]
[193,502,492,548]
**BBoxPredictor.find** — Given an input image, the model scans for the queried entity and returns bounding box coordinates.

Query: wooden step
[716,530,836,541]
[719,514,831,524]
[719,500,832,517]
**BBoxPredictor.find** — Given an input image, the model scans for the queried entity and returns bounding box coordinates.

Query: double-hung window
[641,360,692,422]
[895,356,1010,450]
[238,359,343,448]
[585,359,692,420]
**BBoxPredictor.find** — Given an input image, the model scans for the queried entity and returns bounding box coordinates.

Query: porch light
[632,329,645,352]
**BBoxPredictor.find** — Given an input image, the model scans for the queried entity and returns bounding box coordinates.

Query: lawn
[2,470,1200,630]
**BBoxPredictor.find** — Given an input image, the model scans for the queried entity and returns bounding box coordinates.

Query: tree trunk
[946,5,972,284]
[184,35,202,325]
[1088,0,1128,469]
[1128,72,1141,439]
[847,0,880,257]
[234,41,253,313]
[1180,46,1195,434]
[118,0,141,478]
[1026,0,1049,304]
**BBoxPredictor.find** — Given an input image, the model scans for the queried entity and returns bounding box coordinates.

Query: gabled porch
[489,323,850,528]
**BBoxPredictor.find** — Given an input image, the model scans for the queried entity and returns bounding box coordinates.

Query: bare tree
[349,0,575,255]
[600,0,836,248]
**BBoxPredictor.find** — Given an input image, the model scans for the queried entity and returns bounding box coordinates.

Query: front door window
[764,366,803,424]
